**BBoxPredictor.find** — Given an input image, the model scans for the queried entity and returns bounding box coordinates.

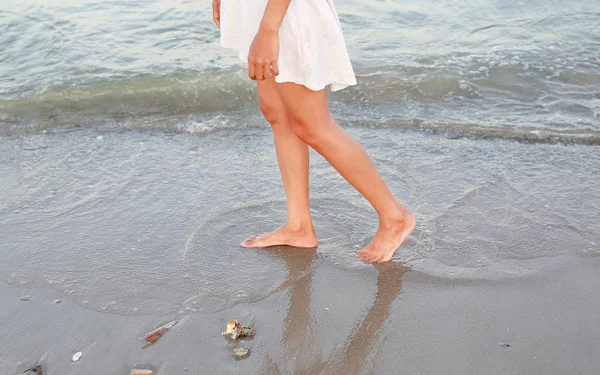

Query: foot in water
[357,209,416,263]
[240,224,318,248]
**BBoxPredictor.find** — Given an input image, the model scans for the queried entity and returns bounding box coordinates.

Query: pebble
[499,343,510,347]
[54,299,62,304]
[130,370,154,375]
[21,296,31,301]
[234,346,250,359]
[72,351,83,362]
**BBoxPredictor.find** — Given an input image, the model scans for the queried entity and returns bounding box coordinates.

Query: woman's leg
[275,82,415,263]
[240,77,318,248]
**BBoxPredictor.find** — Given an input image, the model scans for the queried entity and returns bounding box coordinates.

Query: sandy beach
[2,252,599,374]
[2,128,599,374]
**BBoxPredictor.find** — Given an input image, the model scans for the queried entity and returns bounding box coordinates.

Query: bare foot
[240,224,318,248]
[357,210,416,263]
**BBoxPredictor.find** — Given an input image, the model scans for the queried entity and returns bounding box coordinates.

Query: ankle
[379,207,407,229]
[285,220,314,233]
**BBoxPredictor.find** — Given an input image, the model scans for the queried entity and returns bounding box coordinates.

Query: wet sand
[1,128,600,374]
[2,253,600,374]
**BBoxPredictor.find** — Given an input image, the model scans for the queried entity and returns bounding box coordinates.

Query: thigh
[275,82,332,126]
[257,77,288,124]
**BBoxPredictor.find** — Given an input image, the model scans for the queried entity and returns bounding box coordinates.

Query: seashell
[22,365,43,375]
[142,320,177,345]
[223,320,256,340]
[72,351,83,362]
[222,320,242,340]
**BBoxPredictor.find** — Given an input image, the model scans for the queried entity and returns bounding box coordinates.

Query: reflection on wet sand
[265,246,326,374]
[327,262,410,374]
[265,246,409,374]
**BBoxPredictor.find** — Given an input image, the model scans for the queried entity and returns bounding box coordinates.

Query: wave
[371,119,600,146]
[0,68,256,123]
[1,69,598,145]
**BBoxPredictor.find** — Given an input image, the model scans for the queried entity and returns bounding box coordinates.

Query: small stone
[233,346,250,359]
[240,325,255,337]
[21,296,31,301]
[499,343,510,347]
[184,368,189,372]
[72,351,83,361]
[54,299,62,304]
[130,370,154,375]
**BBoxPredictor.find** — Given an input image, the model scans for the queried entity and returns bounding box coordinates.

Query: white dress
[220,0,357,92]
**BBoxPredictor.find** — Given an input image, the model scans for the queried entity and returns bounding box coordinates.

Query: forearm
[259,0,291,33]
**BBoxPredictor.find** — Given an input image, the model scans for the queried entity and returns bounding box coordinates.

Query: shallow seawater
[1,128,598,316]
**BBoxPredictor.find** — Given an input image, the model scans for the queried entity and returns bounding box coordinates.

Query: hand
[212,0,221,28]
[248,28,280,80]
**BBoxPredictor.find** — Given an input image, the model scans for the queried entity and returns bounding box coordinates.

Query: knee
[259,99,285,127]
[291,118,320,144]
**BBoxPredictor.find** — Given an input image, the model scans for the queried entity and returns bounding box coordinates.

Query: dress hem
[220,41,357,92]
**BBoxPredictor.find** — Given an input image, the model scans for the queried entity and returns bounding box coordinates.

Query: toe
[240,234,260,247]
[356,249,369,260]
[357,251,375,263]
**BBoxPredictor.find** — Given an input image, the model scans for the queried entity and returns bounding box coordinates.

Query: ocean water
[1,0,599,140]
[1,0,599,316]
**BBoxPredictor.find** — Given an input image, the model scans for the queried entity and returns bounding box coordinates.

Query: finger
[212,4,220,29]
[271,60,280,76]
[248,60,256,80]
[255,61,264,80]
[263,62,272,80]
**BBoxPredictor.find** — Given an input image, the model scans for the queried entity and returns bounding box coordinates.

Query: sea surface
[1,0,599,140]
[1,0,599,316]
